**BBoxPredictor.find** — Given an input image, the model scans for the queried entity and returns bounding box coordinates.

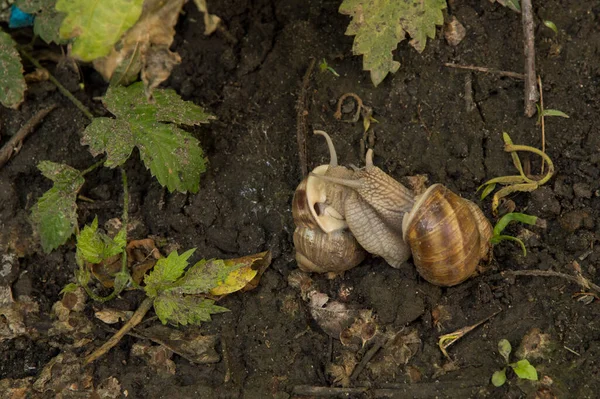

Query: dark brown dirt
[2,0,600,398]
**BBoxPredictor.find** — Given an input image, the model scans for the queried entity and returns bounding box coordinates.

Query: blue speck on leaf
[9,5,35,29]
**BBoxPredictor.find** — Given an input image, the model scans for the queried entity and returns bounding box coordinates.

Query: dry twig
[501,263,600,296]
[444,63,525,80]
[296,58,316,178]
[0,105,57,169]
[521,0,540,117]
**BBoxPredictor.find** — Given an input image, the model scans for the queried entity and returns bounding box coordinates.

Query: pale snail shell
[291,134,367,274]
[295,130,494,287]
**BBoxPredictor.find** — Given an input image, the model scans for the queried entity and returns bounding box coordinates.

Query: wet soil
[2,0,600,398]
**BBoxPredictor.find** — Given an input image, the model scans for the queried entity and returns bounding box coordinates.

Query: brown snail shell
[402,184,493,286]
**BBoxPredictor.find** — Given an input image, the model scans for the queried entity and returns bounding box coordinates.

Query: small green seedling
[490,212,545,256]
[319,58,340,77]
[492,339,538,387]
[543,20,559,35]
[479,133,554,216]
[536,104,569,126]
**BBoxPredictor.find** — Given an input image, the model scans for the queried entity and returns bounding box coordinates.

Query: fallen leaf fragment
[193,0,222,35]
[444,16,466,46]
[95,308,133,324]
[93,0,186,94]
[131,342,176,376]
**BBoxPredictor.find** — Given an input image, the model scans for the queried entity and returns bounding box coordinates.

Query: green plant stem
[80,158,105,176]
[19,50,95,120]
[505,143,554,184]
[84,296,154,364]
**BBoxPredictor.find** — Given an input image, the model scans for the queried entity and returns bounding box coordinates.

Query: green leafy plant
[479,133,554,215]
[15,0,67,44]
[543,20,558,35]
[492,339,538,387]
[339,0,446,86]
[536,105,569,124]
[490,0,521,13]
[490,213,545,256]
[31,82,214,253]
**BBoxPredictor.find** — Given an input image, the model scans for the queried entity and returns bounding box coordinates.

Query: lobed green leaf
[339,0,446,86]
[81,82,213,193]
[30,162,84,253]
[0,31,26,109]
[153,293,229,326]
[76,216,126,264]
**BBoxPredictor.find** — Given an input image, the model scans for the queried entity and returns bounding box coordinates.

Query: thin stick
[538,76,546,174]
[444,63,525,80]
[84,296,154,364]
[19,50,95,120]
[0,105,57,168]
[521,0,540,117]
[501,270,600,295]
[296,58,316,177]
[350,334,386,381]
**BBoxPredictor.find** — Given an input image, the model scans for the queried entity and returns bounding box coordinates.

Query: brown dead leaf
[367,329,421,379]
[327,351,357,387]
[0,286,39,342]
[93,0,186,95]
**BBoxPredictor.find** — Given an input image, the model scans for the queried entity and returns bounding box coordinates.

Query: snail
[296,130,493,287]
[291,132,367,274]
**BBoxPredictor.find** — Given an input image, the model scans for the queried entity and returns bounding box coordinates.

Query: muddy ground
[1,0,600,398]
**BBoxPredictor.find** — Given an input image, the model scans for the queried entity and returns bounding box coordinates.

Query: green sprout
[491,213,545,256]
[319,58,340,77]
[479,133,554,216]
[492,339,538,387]
[536,104,569,125]
[543,20,558,35]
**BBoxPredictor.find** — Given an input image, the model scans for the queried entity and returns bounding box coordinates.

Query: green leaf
[491,369,507,387]
[15,0,67,44]
[493,213,540,237]
[498,339,512,363]
[166,258,246,296]
[154,293,229,326]
[543,20,558,35]
[0,31,26,109]
[30,162,85,253]
[479,183,496,200]
[511,359,538,381]
[496,0,521,12]
[55,0,144,61]
[490,235,527,256]
[144,249,196,298]
[339,0,446,86]
[541,109,569,118]
[81,82,214,193]
[60,283,79,295]
[76,216,126,264]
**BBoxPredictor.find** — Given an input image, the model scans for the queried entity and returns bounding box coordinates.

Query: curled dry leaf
[308,291,368,340]
[93,0,186,94]
[0,285,39,342]
[209,250,272,296]
[339,310,377,347]
[50,287,93,347]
